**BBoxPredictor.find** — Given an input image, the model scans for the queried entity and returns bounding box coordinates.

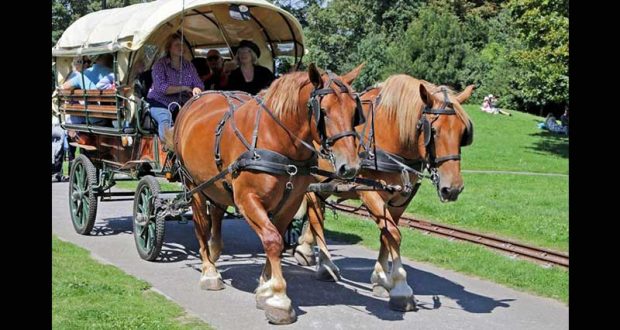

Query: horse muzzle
[337,163,360,180]
[439,185,464,202]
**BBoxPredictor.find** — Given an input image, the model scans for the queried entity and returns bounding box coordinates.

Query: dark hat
[237,40,261,58]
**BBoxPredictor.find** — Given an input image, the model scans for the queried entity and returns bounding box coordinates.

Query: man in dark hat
[226,40,274,94]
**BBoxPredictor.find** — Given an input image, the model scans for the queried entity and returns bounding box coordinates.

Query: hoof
[316,262,341,282]
[389,295,417,312]
[199,276,225,291]
[256,295,269,310]
[293,248,316,266]
[265,305,297,325]
[372,285,390,298]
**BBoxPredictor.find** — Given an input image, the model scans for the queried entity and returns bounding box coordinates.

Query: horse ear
[419,83,433,107]
[341,63,365,85]
[308,63,323,89]
[455,84,475,104]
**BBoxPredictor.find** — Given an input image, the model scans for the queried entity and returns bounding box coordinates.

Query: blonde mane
[377,74,425,148]
[378,75,472,147]
[263,71,310,119]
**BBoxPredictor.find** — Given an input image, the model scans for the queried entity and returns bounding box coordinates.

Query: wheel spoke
[81,201,88,220]
[76,165,84,189]
[146,223,155,250]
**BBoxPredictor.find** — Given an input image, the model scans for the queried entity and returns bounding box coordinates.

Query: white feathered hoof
[315,261,341,282]
[265,305,297,325]
[199,275,225,291]
[388,295,417,312]
[372,284,390,298]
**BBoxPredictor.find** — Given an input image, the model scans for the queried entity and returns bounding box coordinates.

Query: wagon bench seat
[58,89,119,120]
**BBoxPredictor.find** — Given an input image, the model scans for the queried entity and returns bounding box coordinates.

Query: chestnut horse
[170,64,364,324]
[293,74,474,312]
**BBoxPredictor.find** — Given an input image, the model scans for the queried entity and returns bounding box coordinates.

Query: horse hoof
[293,248,316,266]
[316,263,341,282]
[265,305,297,325]
[199,276,225,291]
[372,285,390,298]
[389,295,417,312]
[256,295,268,310]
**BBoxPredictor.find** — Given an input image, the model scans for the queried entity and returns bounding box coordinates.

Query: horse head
[417,83,475,202]
[306,63,364,179]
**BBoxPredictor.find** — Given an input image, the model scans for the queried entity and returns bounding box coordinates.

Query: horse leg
[191,194,225,291]
[208,205,225,262]
[359,191,416,311]
[307,193,341,281]
[237,193,296,324]
[385,205,417,311]
[292,196,316,266]
[370,240,391,298]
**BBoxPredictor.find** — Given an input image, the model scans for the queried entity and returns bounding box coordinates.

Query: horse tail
[164,127,175,151]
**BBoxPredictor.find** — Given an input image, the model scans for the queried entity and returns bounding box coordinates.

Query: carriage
[53,1,477,323]
[52,0,306,260]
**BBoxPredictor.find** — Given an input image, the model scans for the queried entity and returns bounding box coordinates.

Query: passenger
[204,49,230,90]
[62,54,113,90]
[62,54,112,125]
[146,34,203,143]
[65,56,91,82]
[226,40,274,94]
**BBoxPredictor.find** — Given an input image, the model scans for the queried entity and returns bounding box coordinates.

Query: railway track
[328,203,569,269]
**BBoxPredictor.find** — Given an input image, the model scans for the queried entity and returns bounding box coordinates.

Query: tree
[384,3,471,90]
[506,0,568,113]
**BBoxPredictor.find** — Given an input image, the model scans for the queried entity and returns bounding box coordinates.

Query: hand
[192,87,202,96]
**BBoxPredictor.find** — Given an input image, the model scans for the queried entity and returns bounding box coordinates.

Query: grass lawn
[52,235,213,329]
[405,173,568,252]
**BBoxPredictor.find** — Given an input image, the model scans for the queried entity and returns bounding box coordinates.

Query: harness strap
[255,97,319,155]
[360,150,425,177]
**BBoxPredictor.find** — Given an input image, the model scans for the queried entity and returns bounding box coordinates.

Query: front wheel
[133,176,165,261]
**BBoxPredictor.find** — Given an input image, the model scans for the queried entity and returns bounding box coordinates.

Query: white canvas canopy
[52,0,305,61]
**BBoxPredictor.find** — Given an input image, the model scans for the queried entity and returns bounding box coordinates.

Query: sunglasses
[207,56,220,61]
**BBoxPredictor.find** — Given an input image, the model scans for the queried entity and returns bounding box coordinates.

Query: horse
[293,74,475,312]
[170,63,364,324]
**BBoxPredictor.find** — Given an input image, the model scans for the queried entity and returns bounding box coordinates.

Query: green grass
[115,179,182,192]
[461,105,568,174]
[324,212,568,303]
[52,235,212,329]
[405,173,568,252]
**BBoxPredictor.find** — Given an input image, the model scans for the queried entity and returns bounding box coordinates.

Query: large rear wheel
[69,154,98,235]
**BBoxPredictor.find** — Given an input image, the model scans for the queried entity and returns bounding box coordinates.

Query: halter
[419,87,463,167]
[307,71,364,164]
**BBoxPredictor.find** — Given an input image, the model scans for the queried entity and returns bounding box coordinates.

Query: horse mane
[377,74,425,148]
[263,71,310,119]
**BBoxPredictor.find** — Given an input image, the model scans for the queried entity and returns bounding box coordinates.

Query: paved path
[52,182,568,329]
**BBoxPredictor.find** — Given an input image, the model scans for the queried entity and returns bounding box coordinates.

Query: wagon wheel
[133,175,165,261]
[69,154,99,235]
